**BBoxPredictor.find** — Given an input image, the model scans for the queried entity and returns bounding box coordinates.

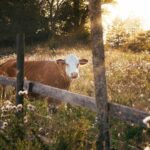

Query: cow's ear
[79,59,88,65]
[56,59,65,65]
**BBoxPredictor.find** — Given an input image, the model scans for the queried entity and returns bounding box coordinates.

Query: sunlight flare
[103,0,150,30]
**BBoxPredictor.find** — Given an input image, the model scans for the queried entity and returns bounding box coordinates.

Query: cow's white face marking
[65,54,79,78]
[56,54,88,79]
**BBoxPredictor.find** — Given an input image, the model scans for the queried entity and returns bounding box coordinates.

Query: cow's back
[0,59,17,77]
[24,61,71,90]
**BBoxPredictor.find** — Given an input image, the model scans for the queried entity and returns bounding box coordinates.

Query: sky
[103,0,150,30]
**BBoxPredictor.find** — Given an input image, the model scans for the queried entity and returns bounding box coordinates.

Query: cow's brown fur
[0,59,17,77]
[0,59,71,106]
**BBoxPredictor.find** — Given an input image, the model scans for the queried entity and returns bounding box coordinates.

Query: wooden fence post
[89,0,110,149]
[16,33,25,105]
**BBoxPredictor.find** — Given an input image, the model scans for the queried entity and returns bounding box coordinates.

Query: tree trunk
[89,0,110,149]
[73,0,80,30]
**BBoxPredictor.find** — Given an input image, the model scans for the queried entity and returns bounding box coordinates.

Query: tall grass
[0,45,150,149]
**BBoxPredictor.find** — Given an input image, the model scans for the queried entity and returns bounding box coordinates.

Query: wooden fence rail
[0,76,150,127]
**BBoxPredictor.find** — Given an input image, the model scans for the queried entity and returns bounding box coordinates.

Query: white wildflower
[39,127,45,135]
[39,127,44,132]
[24,115,28,123]
[4,100,12,106]
[27,104,36,112]
[5,105,12,111]
[143,116,150,128]
[46,132,49,136]
[1,121,8,129]
[11,105,17,112]
[1,113,7,118]
[140,94,144,98]
[17,104,23,112]
[1,106,7,113]
[18,90,28,96]
[3,122,8,127]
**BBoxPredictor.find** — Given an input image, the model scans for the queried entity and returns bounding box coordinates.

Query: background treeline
[0,0,90,46]
[1,0,149,52]
[0,0,116,47]
[106,17,150,52]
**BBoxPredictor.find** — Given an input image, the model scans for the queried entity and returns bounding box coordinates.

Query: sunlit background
[103,0,150,30]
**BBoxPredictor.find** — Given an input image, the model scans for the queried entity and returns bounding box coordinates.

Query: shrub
[127,31,150,52]
[0,100,50,150]
[0,100,97,150]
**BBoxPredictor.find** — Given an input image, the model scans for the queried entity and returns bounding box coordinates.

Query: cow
[0,59,17,78]
[0,54,88,112]
[0,59,18,99]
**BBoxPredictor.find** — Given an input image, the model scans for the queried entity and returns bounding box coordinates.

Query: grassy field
[0,44,150,149]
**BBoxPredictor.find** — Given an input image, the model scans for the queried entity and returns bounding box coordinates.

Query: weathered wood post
[89,0,110,149]
[16,33,25,105]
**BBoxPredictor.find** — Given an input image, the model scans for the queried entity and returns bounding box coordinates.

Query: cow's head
[56,54,88,79]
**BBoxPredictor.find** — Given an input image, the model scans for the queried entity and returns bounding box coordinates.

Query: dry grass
[0,44,150,149]
[0,45,150,111]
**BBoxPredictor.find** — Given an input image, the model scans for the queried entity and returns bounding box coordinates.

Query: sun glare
[103,0,150,30]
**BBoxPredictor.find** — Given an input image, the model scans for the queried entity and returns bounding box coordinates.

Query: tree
[89,0,110,149]
[0,0,44,45]
[106,17,142,48]
[56,0,88,33]
[0,0,115,46]
[40,0,115,35]
[128,30,150,52]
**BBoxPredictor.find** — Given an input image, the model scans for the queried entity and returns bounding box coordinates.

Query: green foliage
[0,0,115,46]
[48,36,60,49]
[0,99,97,149]
[0,101,50,149]
[0,0,44,45]
[56,0,88,33]
[124,126,143,141]
[110,119,150,150]
[48,29,90,49]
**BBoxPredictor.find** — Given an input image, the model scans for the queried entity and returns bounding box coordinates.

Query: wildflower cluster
[0,101,38,130]
[0,100,53,149]
[143,116,150,128]
[0,100,16,130]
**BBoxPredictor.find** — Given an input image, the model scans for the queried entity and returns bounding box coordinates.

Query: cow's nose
[71,72,78,79]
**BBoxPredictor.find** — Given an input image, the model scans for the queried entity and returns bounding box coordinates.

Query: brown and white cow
[0,54,88,110]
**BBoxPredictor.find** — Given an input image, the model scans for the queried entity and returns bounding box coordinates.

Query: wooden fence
[0,76,149,128]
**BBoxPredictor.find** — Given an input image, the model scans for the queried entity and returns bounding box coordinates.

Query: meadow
[0,44,150,149]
